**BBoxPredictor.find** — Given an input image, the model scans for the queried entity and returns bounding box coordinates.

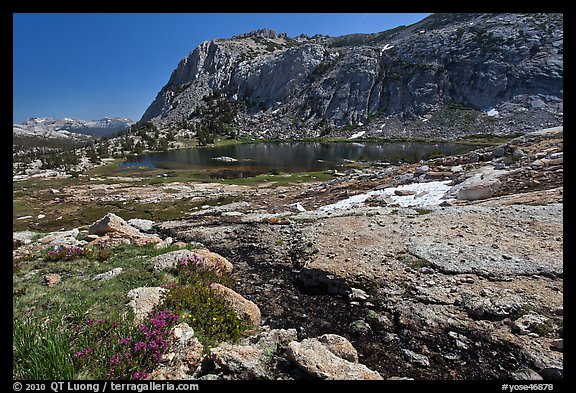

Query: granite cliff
[141,13,563,139]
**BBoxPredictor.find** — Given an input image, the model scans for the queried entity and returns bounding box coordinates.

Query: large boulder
[193,249,234,275]
[286,335,383,380]
[456,177,502,201]
[87,213,162,247]
[89,213,142,236]
[209,283,261,326]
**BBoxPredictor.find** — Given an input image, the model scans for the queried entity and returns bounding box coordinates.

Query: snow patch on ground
[318,181,452,212]
[350,130,366,139]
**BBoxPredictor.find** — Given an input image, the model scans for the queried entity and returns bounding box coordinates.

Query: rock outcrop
[142,13,562,139]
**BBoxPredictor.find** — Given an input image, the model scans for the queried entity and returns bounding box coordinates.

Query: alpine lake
[120,141,483,179]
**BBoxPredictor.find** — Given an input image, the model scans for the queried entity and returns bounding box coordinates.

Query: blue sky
[13,13,431,123]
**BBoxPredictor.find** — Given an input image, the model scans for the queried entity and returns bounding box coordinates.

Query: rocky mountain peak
[141,13,563,140]
[235,28,281,39]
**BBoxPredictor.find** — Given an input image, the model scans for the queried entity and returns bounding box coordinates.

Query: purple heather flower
[120,337,132,345]
[134,341,146,351]
[133,371,149,380]
[109,354,121,366]
[148,341,159,351]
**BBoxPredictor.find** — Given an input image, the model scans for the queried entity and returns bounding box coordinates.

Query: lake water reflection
[121,142,479,178]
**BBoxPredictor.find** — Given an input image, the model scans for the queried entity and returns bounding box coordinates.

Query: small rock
[548,157,563,166]
[13,230,38,245]
[37,214,46,219]
[207,328,297,379]
[550,339,563,351]
[510,369,544,380]
[415,165,429,174]
[531,159,549,168]
[49,188,60,194]
[512,312,550,335]
[383,333,399,343]
[173,241,187,249]
[89,213,140,236]
[349,319,372,336]
[288,203,307,212]
[492,146,507,158]
[92,267,123,281]
[425,171,453,179]
[394,189,417,196]
[193,249,234,274]
[349,288,370,302]
[548,152,563,159]
[456,178,501,201]
[44,273,62,287]
[150,322,204,380]
[401,349,430,367]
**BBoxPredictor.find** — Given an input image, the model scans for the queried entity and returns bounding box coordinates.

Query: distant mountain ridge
[13,117,135,140]
[141,13,563,140]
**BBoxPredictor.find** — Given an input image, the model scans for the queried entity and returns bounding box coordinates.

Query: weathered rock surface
[408,235,562,279]
[38,229,81,248]
[148,249,233,274]
[92,267,123,281]
[13,230,39,245]
[201,328,298,379]
[510,368,544,380]
[193,249,234,274]
[512,312,551,335]
[286,335,383,380]
[127,287,166,323]
[209,283,261,325]
[127,218,155,232]
[401,349,430,367]
[148,250,199,272]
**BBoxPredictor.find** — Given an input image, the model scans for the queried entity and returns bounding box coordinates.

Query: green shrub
[163,284,248,349]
